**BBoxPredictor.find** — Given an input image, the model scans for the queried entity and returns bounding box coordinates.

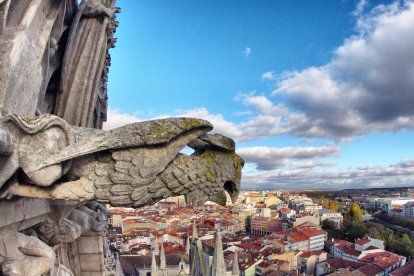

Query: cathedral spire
[232,252,240,275]
[186,236,191,255]
[153,235,160,255]
[192,222,198,241]
[190,240,206,276]
[211,229,226,276]
[160,243,166,270]
[151,250,158,276]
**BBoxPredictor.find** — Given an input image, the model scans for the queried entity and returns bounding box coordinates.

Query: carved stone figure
[36,201,107,246]
[0,114,243,207]
[36,218,82,246]
[0,228,56,276]
[55,0,120,127]
[67,202,108,233]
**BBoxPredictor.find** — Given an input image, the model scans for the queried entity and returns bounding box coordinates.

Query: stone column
[75,232,107,275]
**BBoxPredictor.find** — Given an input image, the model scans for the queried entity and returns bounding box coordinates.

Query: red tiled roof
[256,261,272,268]
[239,260,257,271]
[273,239,287,246]
[299,228,327,237]
[287,233,308,243]
[374,256,404,270]
[360,250,395,262]
[390,261,414,276]
[238,243,262,251]
[357,263,384,275]
[323,258,365,270]
[298,250,324,258]
[334,240,354,251]
[342,247,362,257]
[355,236,371,245]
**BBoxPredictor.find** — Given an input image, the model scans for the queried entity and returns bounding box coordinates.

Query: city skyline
[105,0,414,190]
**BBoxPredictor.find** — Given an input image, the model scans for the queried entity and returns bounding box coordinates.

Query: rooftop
[390,261,414,276]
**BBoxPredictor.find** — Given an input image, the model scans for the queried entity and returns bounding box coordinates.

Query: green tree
[347,222,367,241]
[366,222,385,240]
[349,202,363,222]
[402,233,412,246]
[385,229,394,243]
[328,201,339,212]
[322,219,337,230]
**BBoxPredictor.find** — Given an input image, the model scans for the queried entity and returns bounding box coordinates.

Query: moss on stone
[151,123,168,137]
[182,118,203,129]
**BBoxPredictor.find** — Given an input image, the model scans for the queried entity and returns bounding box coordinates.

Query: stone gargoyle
[0,114,243,207]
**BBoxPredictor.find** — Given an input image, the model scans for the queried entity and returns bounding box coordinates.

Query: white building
[300,228,327,251]
[260,208,272,218]
[319,208,343,228]
[402,202,414,219]
[367,197,414,212]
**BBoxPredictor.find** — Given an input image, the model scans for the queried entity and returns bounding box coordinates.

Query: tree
[349,202,363,222]
[322,219,338,230]
[322,219,344,240]
[328,201,339,212]
[402,233,412,246]
[347,222,368,241]
[366,222,385,240]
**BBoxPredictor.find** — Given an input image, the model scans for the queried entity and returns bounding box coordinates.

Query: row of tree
[321,201,414,259]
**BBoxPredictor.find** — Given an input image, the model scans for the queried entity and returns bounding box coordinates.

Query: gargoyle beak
[224,181,240,205]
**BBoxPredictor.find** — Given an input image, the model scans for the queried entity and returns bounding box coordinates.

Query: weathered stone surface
[0,228,56,276]
[0,198,51,229]
[36,218,82,246]
[0,0,77,116]
[0,114,243,208]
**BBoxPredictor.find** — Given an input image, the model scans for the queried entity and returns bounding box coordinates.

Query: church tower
[232,252,240,275]
[211,229,226,276]
[160,243,168,276]
[151,250,158,276]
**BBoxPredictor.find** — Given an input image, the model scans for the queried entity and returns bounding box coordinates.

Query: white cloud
[271,1,414,139]
[172,107,243,139]
[241,158,414,190]
[352,0,367,17]
[289,161,336,169]
[237,146,339,170]
[103,109,141,130]
[262,71,276,81]
[243,47,251,57]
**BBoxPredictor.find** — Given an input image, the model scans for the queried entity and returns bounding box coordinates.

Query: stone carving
[0,114,243,207]
[67,202,108,233]
[0,0,78,116]
[0,228,56,276]
[37,218,82,246]
[36,202,107,246]
[55,0,120,127]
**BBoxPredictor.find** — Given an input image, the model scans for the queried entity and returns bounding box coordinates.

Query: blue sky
[106,0,414,190]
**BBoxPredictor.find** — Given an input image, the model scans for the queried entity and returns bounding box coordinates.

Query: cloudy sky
[106,0,414,190]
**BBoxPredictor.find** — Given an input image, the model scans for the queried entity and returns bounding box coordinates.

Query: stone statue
[67,202,108,233]
[55,0,120,127]
[0,114,243,207]
[0,228,56,276]
[36,218,82,246]
[36,201,107,246]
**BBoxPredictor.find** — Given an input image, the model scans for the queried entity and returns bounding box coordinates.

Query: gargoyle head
[187,134,244,206]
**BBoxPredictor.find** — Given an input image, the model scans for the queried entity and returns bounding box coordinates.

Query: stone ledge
[0,198,51,228]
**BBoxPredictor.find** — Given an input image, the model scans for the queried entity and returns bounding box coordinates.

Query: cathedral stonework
[0,0,242,275]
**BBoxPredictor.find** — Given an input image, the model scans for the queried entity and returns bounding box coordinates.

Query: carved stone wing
[88,119,213,207]
[28,117,213,174]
